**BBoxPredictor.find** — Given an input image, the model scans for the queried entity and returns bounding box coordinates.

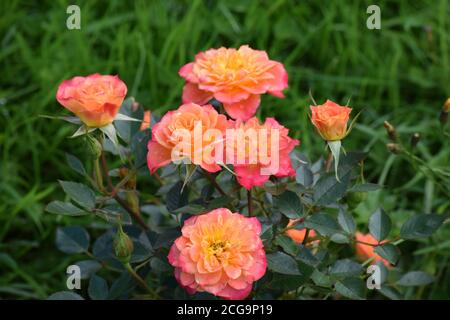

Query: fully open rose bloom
[285,219,317,244]
[179,45,288,121]
[310,100,352,141]
[355,232,390,266]
[226,117,299,190]
[168,208,267,300]
[56,73,127,127]
[147,103,228,173]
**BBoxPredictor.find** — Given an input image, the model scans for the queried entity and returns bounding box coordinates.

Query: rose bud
[310,100,352,141]
[114,225,134,264]
[56,74,127,127]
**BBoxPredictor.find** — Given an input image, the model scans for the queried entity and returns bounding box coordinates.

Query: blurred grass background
[0,0,449,299]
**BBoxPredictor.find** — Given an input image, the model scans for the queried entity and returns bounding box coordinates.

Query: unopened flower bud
[410,133,420,148]
[86,135,102,159]
[125,190,140,217]
[114,225,134,264]
[386,143,402,154]
[383,121,397,142]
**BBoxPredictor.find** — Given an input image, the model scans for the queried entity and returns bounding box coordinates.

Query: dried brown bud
[386,143,402,154]
[119,167,136,189]
[383,121,397,142]
[440,99,450,126]
[443,98,450,113]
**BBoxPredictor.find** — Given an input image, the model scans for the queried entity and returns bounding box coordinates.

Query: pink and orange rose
[179,45,288,121]
[226,117,299,189]
[147,103,228,173]
[168,208,267,300]
[56,73,127,127]
[310,100,352,141]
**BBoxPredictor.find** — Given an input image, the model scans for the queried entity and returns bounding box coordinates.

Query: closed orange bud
[310,100,352,141]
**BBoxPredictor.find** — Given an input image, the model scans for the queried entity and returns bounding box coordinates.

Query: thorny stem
[99,150,149,231]
[247,189,253,217]
[302,228,311,245]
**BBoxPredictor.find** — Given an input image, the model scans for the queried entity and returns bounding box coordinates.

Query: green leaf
[313,171,351,205]
[59,180,96,210]
[166,181,189,214]
[337,207,356,234]
[349,183,381,192]
[266,252,301,275]
[275,235,299,256]
[76,260,102,279]
[173,204,206,215]
[45,201,89,216]
[114,98,143,144]
[400,213,445,239]
[65,153,86,176]
[56,226,90,254]
[207,196,234,210]
[327,140,341,182]
[130,130,151,169]
[396,271,434,286]
[47,291,84,300]
[368,208,391,241]
[335,277,365,300]
[330,259,363,279]
[274,190,302,219]
[107,272,135,299]
[311,270,332,288]
[374,244,399,265]
[303,213,341,237]
[296,166,313,187]
[89,275,109,300]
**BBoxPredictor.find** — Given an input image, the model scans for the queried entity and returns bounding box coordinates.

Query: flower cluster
[54,45,363,301]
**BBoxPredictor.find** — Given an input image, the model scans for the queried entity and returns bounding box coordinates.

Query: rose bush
[46,46,447,301]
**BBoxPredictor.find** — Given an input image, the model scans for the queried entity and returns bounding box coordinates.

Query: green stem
[124,263,156,298]
[94,157,104,192]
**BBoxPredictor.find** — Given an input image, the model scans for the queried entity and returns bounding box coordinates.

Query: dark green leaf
[166,181,189,214]
[368,208,391,241]
[47,291,84,300]
[173,204,206,215]
[59,180,96,210]
[65,153,86,176]
[108,272,135,299]
[46,201,89,216]
[311,270,332,288]
[266,252,301,275]
[130,131,151,169]
[296,166,313,187]
[330,259,363,279]
[337,208,356,234]
[56,226,90,254]
[396,271,434,286]
[374,244,399,265]
[114,98,143,144]
[207,196,234,210]
[313,171,351,205]
[400,214,445,239]
[274,190,302,219]
[379,285,402,300]
[335,277,365,300]
[88,275,109,300]
[303,213,341,237]
[275,235,299,256]
[76,260,102,279]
